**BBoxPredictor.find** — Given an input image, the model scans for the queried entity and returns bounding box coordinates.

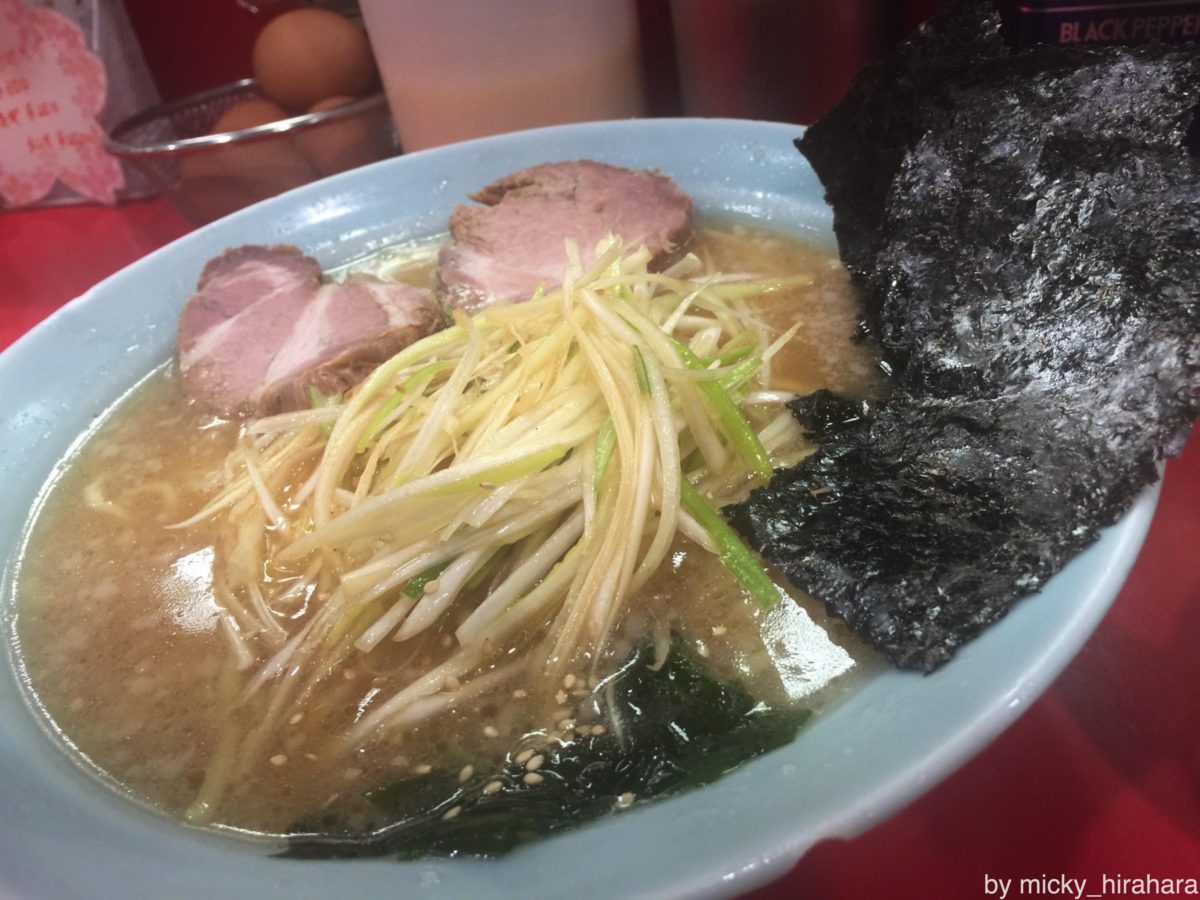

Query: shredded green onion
[185,234,818,772]
[719,355,764,393]
[669,336,772,480]
[594,420,616,489]
[701,274,814,300]
[632,346,651,395]
[714,341,757,366]
[307,385,340,409]
[307,385,341,435]
[417,445,569,497]
[404,560,454,599]
[680,479,780,610]
[356,360,456,453]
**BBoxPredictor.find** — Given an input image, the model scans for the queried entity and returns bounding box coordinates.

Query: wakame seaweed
[731,0,1200,671]
[282,645,809,859]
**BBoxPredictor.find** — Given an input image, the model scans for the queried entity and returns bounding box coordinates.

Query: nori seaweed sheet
[283,644,809,858]
[730,0,1200,671]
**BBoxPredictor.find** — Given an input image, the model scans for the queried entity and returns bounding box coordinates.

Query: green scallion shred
[702,275,814,300]
[357,360,456,453]
[718,356,764,393]
[326,597,384,646]
[308,385,341,436]
[713,341,757,366]
[680,479,780,610]
[668,336,772,480]
[403,560,453,600]
[594,421,616,491]
[308,385,339,409]
[403,360,456,392]
[632,346,651,395]
[418,445,569,497]
[357,391,404,453]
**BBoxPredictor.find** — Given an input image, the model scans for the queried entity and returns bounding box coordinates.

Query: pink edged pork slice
[437,160,693,312]
[178,245,445,417]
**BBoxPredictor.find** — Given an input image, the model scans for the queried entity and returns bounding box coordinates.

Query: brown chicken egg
[174,98,316,223]
[211,98,292,134]
[294,96,392,177]
[252,9,378,112]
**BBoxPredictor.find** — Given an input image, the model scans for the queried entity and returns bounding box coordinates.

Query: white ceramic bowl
[0,119,1157,900]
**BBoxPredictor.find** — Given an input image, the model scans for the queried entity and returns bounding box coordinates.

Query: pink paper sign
[0,0,124,206]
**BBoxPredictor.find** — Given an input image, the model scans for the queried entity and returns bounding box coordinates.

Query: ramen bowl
[0,119,1157,900]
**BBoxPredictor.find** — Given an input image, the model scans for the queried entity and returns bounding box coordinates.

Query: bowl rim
[104,79,389,159]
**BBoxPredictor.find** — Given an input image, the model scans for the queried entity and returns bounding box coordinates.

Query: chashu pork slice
[437,160,693,312]
[178,245,445,417]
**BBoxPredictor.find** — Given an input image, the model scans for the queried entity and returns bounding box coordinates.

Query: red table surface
[2,200,1198,899]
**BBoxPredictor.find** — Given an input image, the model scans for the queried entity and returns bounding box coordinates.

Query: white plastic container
[359,0,645,152]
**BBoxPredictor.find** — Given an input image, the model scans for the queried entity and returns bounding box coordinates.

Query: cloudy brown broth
[15,225,884,839]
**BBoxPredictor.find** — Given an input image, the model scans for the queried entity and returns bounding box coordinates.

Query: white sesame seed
[289,712,304,725]
[304,752,318,761]
[442,805,462,821]
[482,780,503,796]
[563,674,576,689]
[616,792,636,808]
[270,754,288,766]
[423,579,441,595]
[512,689,528,699]
[523,773,544,785]
[525,754,544,772]
[458,765,475,783]
[515,749,534,764]
[698,644,711,658]
[555,689,568,705]
[591,724,607,736]
[711,625,727,636]
[557,718,575,731]
[483,725,499,738]
[443,674,461,691]
[342,767,362,781]
[414,763,433,775]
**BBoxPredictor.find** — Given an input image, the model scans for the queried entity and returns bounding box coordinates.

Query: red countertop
[2,199,1198,899]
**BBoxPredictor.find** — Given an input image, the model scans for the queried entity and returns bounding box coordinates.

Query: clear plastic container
[359,0,645,152]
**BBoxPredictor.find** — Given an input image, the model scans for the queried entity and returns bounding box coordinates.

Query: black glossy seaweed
[284,645,808,858]
[730,0,1200,671]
